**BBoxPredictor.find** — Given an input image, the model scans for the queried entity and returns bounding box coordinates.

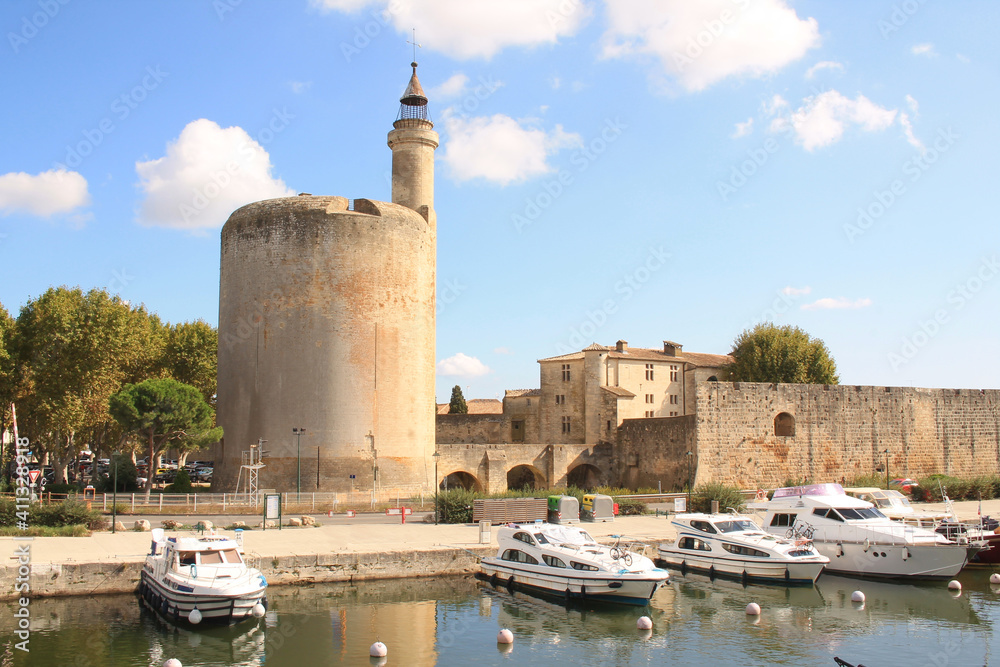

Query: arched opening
[567,464,603,490]
[440,470,483,492]
[506,465,546,491]
[774,412,796,437]
[707,376,718,382]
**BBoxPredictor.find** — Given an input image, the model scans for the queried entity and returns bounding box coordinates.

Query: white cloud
[429,73,469,99]
[135,119,295,230]
[899,112,924,152]
[805,60,844,79]
[801,296,872,311]
[911,43,937,57]
[777,90,897,151]
[0,169,90,218]
[288,81,312,94]
[494,346,513,355]
[781,286,812,296]
[600,0,819,92]
[905,94,919,114]
[440,113,582,185]
[315,0,591,59]
[437,352,490,377]
[731,117,754,138]
[956,53,970,64]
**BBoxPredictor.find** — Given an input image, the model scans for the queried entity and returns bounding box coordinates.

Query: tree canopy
[109,377,222,497]
[448,385,468,414]
[726,323,839,385]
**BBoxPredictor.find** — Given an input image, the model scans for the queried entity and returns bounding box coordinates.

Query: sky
[1,1,998,403]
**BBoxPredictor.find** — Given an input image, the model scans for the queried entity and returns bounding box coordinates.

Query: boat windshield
[772,483,844,499]
[835,507,886,521]
[714,519,759,533]
[533,533,550,544]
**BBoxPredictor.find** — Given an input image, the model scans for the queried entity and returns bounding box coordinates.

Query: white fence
[99,490,431,513]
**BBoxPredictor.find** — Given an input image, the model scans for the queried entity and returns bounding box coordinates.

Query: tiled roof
[540,344,731,367]
[583,342,609,351]
[504,388,542,398]
[602,386,636,398]
[436,398,503,415]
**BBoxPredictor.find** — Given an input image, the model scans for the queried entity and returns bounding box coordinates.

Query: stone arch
[774,412,796,437]
[506,464,547,491]
[707,375,718,382]
[441,470,483,492]
[567,463,603,490]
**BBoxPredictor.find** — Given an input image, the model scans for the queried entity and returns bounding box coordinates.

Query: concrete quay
[3,499,996,601]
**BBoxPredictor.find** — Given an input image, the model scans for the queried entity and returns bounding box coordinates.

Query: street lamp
[685,451,693,511]
[292,428,306,501]
[111,453,118,534]
[883,448,889,489]
[433,451,441,525]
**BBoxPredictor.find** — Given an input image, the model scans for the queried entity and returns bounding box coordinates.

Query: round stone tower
[213,64,438,495]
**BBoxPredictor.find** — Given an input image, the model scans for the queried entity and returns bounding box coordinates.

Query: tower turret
[387,62,438,221]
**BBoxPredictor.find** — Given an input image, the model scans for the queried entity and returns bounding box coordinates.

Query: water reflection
[1,572,997,666]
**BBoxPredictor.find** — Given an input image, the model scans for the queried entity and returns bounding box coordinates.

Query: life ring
[755,489,767,502]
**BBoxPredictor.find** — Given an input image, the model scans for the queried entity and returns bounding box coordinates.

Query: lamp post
[433,451,441,525]
[111,453,118,534]
[685,451,693,511]
[292,428,306,501]
[883,448,889,489]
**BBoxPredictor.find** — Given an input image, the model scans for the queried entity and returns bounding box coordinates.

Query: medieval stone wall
[436,414,510,444]
[693,382,1000,488]
[615,415,697,491]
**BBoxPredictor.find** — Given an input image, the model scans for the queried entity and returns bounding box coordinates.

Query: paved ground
[6,498,998,567]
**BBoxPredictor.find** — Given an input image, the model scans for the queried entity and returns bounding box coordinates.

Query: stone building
[213,63,438,494]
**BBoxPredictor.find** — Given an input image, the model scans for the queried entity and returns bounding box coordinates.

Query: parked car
[889,478,920,493]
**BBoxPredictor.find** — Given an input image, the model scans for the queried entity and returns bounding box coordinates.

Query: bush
[436,488,476,524]
[0,498,105,531]
[166,469,194,493]
[691,482,747,514]
[844,474,885,489]
[43,483,80,495]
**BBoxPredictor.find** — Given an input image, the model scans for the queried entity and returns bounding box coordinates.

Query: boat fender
[507,576,516,592]
[252,603,266,618]
[680,561,687,576]
[903,547,911,560]
[188,608,202,625]
[580,584,586,599]
[784,568,790,581]
[161,599,169,616]
[741,570,749,586]
[708,566,716,580]
[863,539,870,552]
[837,543,844,558]
[755,489,766,502]
[190,565,198,580]
[564,587,571,601]
[490,573,498,587]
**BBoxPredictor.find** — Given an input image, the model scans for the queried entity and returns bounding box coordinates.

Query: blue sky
[1,0,997,403]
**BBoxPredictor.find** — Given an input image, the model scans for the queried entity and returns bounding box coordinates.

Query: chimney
[616,340,628,352]
[663,341,682,356]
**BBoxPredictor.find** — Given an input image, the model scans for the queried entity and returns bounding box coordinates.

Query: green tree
[9,287,161,484]
[93,453,139,493]
[448,385,468,414]
[109,378,222,499]
[726,323,839,384]
[0,303,14,481]
[162,320,217,404]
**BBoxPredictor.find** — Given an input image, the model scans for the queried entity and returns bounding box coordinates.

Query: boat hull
[139,569,267,626]
[656,549,825,585]
[479,558,668,606]
[812,540,968,580]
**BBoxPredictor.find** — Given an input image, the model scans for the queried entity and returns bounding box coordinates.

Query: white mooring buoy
[990,573,1000,585]
[369,641,387,657]
[636,616,653,630]
[188,608,202,625]
[252,603,266,618]
[948,580,962,591]
[851,590,865,603]
[497,628,514,644]
[745,602,761,616]
[164,660,182,667]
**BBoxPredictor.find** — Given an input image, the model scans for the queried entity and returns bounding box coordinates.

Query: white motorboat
[843,487,951,528]
[478,522,669,606]
[657,513,829,585]
[139,529,268,625]
[751,483,976,580]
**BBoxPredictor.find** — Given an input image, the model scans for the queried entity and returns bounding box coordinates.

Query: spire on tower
[397,61,430,122]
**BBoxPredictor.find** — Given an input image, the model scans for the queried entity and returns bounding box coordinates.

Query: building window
[645,411,654,418]
[669,394,679,405]
[669,411,678,417]
[670,366,679,382]
[562,416,571,433]
[562,364,571,381]
[606,420,611,431]
[645,364,654,381]
[645,394,654,404]
[555,394,565,405]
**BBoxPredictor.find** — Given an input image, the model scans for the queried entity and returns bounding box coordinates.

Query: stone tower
[213,64,438,495]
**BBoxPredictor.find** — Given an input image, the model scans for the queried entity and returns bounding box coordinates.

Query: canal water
[3,570,998,666]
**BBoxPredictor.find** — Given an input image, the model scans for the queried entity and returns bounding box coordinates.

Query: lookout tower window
[774,412,795,437]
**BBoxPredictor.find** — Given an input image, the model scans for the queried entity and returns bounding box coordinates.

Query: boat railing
[794,520,929,546]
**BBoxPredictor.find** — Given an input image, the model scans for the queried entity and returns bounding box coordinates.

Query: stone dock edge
[1,546,496,601]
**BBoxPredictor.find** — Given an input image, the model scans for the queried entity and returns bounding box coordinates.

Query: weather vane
[407,28,421,62]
